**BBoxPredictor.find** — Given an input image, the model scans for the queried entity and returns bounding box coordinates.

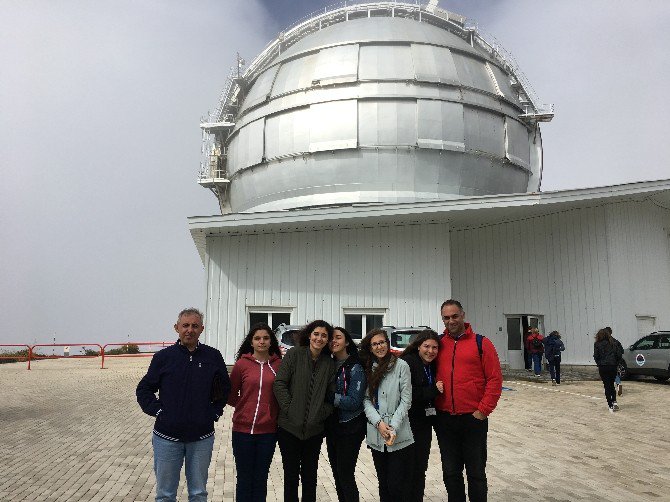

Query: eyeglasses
[371,341,387,348]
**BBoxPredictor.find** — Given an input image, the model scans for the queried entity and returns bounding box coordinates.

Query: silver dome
[199,2,553,213]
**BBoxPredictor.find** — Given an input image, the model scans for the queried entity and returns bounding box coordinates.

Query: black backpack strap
[476,333,484,360]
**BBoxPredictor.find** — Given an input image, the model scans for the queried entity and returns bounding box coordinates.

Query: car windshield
[281,330,298,346]
[391,330,419,349]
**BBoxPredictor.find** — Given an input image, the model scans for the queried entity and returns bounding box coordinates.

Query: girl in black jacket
[400,329,444,502]
[594,328,624,412]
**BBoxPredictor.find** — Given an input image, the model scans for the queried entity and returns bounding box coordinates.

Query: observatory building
[190,1,670,366]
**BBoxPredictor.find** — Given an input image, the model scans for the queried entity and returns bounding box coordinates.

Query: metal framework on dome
[197,0,554,212]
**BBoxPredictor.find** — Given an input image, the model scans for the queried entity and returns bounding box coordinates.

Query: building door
[506,314,545,369]
[636,315,656,340]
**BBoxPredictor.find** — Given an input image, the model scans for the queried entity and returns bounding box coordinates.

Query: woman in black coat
[400,329,444,502]
[594,328,624,412]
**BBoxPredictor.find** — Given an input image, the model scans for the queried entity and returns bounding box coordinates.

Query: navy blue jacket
[136,341,230,442]
[544,335,565,361]
[333,356,366,423]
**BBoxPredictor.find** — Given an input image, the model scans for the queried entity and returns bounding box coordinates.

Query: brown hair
[401,329,440,358]
[359,328,396,405]
[595,328,613,344]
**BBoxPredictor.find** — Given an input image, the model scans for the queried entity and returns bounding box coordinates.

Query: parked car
[619,331,670,381]
[381,326,432,355]
[274,323,302,357]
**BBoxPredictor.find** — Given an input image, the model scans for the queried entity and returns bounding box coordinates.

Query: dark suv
[619,331,670,381]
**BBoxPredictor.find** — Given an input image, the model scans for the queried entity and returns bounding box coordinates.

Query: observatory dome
[199,2,553,213]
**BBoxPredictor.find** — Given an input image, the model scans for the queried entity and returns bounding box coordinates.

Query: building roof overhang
[188,178,670,263]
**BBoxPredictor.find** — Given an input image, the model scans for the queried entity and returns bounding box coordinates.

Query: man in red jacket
[435,299,503,502]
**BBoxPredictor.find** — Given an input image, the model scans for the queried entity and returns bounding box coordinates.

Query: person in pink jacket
[228,323,282,502]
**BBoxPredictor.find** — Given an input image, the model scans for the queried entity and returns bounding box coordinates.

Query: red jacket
[527,333,544,354]
[435,323,503,416]
[228,353,282,434]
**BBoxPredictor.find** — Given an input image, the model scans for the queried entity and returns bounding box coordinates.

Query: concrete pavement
[1,357,668,501]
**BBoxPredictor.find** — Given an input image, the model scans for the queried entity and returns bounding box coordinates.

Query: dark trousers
[277,427,323,502]
[325,418,365,502]
[231,431,276,502]
[370,444,414,502]
[435,412,488,502]
[548,359,561,383]
[598,365,618,407]
[407,419,433,502]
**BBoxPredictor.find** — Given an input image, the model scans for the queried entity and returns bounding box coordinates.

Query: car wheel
[653,375,669,382]
[618,361,629,380]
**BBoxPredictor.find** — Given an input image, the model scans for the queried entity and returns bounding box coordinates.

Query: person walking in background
[527,328,545,377]
[594,328,624,412]
[524,327,533,372]
[325,327,367,502]
[136,308,230,502]
[228,323,282,502]
[360,328,414,502]
[544,331,565,385]
[435,300,503,502]
[400,329,443,502]
[605,327,624,396]
[273,320,335,502]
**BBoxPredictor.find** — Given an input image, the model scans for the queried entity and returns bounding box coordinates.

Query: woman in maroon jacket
[228,323,282,502]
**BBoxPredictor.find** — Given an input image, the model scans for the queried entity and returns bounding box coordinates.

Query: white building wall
[450,200,670,365]
[605,201,670,346]
[204,222,451,361]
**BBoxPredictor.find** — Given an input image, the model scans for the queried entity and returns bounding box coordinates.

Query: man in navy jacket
[137,308,230,502]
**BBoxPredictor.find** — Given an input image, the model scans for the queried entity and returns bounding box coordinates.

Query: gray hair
[177,308,204,323]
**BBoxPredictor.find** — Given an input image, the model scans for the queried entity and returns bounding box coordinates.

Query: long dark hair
[235,323,281,361]
[298,319,334,356]
[359,328,396,405]
[401,329,440,358]
[595,328,613,344]
[332,326,360,361]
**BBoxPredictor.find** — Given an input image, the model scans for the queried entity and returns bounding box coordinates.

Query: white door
[636,316,656,340]
[506,316,524,369]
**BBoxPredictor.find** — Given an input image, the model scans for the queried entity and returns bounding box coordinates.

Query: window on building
[343,309,386,341]
[248,309,292,331]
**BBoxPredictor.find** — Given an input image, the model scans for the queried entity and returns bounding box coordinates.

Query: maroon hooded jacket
[228,353,282,434]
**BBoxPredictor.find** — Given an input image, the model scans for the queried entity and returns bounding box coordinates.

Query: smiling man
[136,308,230,502]
[434,300,502,502]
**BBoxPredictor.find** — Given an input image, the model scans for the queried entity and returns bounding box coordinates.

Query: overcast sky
[1,0,669,347]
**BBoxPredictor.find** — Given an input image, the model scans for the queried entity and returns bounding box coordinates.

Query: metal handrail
[101,341,172,369]
[0,344,32,369]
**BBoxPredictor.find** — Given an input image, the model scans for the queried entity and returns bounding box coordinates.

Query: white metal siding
[451,200,670,364]
[204,223,450,361]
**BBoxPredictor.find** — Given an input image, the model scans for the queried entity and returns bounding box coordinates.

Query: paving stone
[1,357,669,501]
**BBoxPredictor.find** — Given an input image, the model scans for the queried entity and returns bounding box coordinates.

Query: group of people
[137,300,503,502]
[524,328,565,384]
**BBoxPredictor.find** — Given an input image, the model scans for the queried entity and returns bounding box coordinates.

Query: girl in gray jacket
[360,328,414,502]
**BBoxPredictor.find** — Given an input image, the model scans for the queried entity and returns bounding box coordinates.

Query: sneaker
[551,379,556,386]
[618,384,623,396]
[535,374,541,378]
[608,405,614,413]
[556,381,561,385]
[525,369,532,372]
[613,402,619,411]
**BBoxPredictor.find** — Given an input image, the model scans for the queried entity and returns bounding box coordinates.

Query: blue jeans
[152,434,214,502]
[232,431,277,502]
[531,353,542,375]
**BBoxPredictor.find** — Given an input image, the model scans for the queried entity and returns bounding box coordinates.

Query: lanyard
[423,365,432,385]
[341,366,347,395]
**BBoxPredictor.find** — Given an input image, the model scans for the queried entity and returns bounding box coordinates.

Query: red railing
[0,344,32,369]
[0,342,172,369]
[101,342,171,369]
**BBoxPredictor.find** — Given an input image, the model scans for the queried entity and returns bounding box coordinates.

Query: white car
[619,331,670,382]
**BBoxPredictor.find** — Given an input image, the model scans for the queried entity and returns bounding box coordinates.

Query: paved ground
[1,357,669,501]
